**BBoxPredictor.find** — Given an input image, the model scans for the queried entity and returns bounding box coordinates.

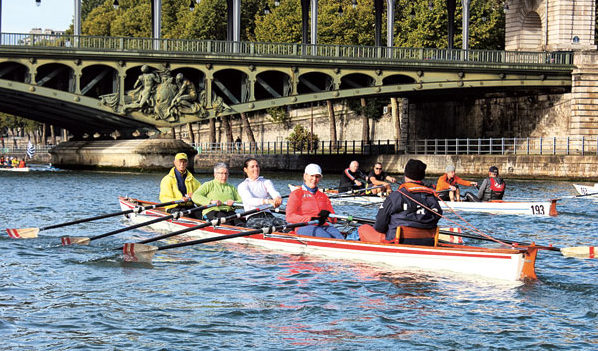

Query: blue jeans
[296,225,344,239]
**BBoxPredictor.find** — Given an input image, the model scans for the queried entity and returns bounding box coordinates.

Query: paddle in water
[60,203,217,246]
[5,199,188,239]
[122,220,318,263]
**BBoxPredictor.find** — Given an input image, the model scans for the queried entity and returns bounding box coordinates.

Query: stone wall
[49,139,197,170]
[571,52,598,137]
[405,91,571,140]
[174,102,398,145]
[505,0,596,51]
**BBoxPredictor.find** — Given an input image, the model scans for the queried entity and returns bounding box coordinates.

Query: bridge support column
[205,74,214,108]
[74,70,81,95]
[571,52,598,137]
[118,74,126,108]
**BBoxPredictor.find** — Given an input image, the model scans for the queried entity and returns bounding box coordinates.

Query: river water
[1,169,596,350]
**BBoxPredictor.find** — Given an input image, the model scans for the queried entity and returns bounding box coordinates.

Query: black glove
[311,210,330,226]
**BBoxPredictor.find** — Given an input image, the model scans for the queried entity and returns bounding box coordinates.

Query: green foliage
[79,0,505,49]
[266,107,290,126]
[82,0,106,20]
[393,0,505,49]
[346,98,387,121]
[286,124,319,151]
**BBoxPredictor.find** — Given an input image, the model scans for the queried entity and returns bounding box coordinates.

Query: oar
[123,205,275,246]
[60,203,217,246]
[327,185,386,199]
[121,220,318,263]
[554,192,598,200]
[5,199,188,239]
[439,229,597,259]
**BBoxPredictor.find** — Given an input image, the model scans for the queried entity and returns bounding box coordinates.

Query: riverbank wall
[44,140,597,181]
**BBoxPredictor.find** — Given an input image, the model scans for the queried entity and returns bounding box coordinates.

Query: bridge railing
[191,137,597,156]
[0,32,574,66]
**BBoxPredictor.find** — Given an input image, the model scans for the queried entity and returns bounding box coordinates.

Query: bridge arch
[0,61,29,83]
[298,71,333,94]
[213,68,249,104]
[254,70,291,100]
[80,64,119,98]
[339,73,375,89]
[35,63,74,92]
[382,74,417,85]
[520,11,543,51]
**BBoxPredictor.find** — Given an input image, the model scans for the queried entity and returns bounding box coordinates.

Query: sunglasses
[374,167,382,170]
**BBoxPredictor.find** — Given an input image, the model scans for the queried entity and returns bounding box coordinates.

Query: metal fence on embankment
[192,136,598,156]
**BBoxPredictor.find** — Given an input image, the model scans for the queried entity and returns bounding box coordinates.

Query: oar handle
[156,220,317,251]
[39,199,185,231]
[329,214,375,224]
[133,205,273,245]
[89,204,206,241]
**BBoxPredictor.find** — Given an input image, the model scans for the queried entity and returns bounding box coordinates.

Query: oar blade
[61,236,91,246]
[5,227,39,239]
[438,233,464,244]
[438,227,464,244]
[560,246,596,259]
[122,243,157,263]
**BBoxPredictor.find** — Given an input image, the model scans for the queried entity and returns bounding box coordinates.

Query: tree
[287,124,319,152]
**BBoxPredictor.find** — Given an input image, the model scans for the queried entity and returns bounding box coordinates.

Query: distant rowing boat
[0,167,30,172]
[573,184,598,197]
[118,196,541,282]
[287,184,558,216]
[440,199,558,216]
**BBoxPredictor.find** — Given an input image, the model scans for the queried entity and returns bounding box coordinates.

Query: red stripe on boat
[61,237,71,246]
[590,247,595,259]
[265,236,514,260]
[123,243,136,262]
[6,229,20,239]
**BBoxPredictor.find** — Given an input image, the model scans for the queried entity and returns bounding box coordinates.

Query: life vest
[399,182,436,195]
[489,177,505,199]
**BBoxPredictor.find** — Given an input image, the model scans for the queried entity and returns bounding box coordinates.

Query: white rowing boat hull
[118,197,539,282]
[440,199,558,216]
[0,167,30,172]
[573,184,598,197]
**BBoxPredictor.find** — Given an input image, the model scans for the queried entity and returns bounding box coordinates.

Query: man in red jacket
[286,163,343,239]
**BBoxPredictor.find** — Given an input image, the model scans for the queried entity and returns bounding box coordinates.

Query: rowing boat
[440,199,558,216]
[118,196,540,282]
[573,184,598,197]
[0,167,30,172]
[288,184,557,216]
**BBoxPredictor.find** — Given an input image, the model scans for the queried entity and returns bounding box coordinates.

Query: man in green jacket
[192,162,243,225]
[159,153,201,218]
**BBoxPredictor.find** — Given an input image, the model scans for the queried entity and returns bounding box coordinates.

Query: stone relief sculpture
[100,66,230,122]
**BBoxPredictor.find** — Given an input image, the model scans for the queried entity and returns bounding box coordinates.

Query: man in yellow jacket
[159,153,201,218]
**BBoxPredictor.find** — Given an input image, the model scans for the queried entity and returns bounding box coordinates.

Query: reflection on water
[0,171,597,349]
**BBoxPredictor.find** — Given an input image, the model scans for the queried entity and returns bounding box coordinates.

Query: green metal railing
[0,32,574,66]
[191,136,598,156]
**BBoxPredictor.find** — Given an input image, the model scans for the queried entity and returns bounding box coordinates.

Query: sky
[1,0,74,34]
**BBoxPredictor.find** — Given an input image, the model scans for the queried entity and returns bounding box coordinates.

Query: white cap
[304,163,322,176]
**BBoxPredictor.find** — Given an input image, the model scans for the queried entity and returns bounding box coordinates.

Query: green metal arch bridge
[0,33,574,136]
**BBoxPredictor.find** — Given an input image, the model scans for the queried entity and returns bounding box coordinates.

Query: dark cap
[404,159,426,181]
[489,166,499,174]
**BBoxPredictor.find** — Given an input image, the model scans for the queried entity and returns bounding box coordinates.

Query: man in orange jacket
[436,165,477,202]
